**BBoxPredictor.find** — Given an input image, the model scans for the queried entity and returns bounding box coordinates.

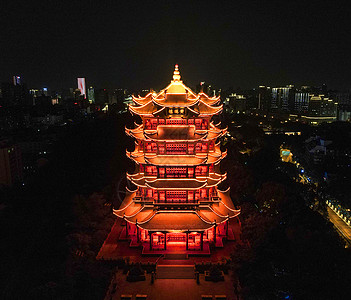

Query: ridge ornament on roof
[173,64,181,81]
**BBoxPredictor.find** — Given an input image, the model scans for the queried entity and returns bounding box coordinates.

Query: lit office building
[271,86,295,112]
[302,95,338,125]
[294,92,310,113]
[77,78,86,99]
[0,139,23,186]
[87,86,95,104]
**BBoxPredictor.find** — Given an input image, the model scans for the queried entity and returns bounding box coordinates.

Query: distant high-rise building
[111,88,128,111]
[0,139,23,186]
[271,86,295,112]
[294,92,310,113]
[227,93,247,113]
[300,86,311,91]
[320,97,338,117]
[321,83,328,95]
[77,78,86,99]
[60,88,75,102]
[335,92,351,121]
[335,92,351,107]
[34,95,52,108]
[196,82,216,97]
[308,95,323,116]
[258,86,272,111]
[13,76,21,86]
[95,89,109,105]
[29,89,40,98]
[87,86,95,104]
[339,110,351,121]
[302,94,338,125]
[0,80,31,107]
[41,87,49,96]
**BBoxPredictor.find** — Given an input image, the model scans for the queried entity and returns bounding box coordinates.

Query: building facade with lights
[114,66,240,254]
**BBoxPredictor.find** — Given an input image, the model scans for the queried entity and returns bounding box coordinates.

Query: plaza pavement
[104,271,238,300]
[97,218,242,263]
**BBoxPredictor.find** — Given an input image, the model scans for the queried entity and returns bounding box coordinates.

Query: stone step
[158,259,194,266]
[156,265,195,279]
[164,253,188,260]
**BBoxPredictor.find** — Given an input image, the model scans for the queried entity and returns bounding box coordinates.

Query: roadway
[279,156,351,246]
[327,207,351,246]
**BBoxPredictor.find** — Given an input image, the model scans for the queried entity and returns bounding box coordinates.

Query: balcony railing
[133,195,220,205]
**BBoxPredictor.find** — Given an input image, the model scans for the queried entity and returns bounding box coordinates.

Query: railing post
[186,230,189,250]
[226,218,229,237]
[125,218,129,238]
[164,232,167,250]
[136,220,140,243]
[151,271,155,284]
[200,232,204,251]
[149,231,152,250]
[214,220,217,245]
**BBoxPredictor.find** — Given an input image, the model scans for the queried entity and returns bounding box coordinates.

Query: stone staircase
[164,253,188,260]
[156,265,195,279]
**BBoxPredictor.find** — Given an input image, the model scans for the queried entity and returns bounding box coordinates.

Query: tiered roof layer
[129,65,222,117]
[114,65,240,231]
[113,190,240,231]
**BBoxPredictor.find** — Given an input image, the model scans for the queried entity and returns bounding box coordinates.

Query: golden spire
[173,64,181,81]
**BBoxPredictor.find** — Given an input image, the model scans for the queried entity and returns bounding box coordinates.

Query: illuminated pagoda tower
[114,65,240,254]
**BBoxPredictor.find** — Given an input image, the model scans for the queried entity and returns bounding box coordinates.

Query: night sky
[1,1,350,90]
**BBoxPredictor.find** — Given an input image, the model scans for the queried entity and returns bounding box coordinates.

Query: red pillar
[200,232,204,251]
[136,220,140,243]
[186,230,189,250]
[226,219,229,237]
[214,222,217,244]
[164,232,167,250]
[149,231,152,250]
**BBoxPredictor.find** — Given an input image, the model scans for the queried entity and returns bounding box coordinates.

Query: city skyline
[1,1,351,90]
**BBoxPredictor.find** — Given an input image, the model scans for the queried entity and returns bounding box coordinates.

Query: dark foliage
[0,114,129,299]
[223,113,351,299]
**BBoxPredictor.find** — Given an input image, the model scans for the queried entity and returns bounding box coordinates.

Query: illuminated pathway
[279,151,351,246]
[327,207,351,245]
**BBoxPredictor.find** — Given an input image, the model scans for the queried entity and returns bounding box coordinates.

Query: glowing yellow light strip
[217,186,230,193]
[128,104,154,116]
[209,204,230,218]
[195,211,214,224]
[220,201,241,213]
[152,97,200,108]
[145,182,207,190]
[301,116,336,119]
[152,106,166,115]
[146,177,206,183]
[126,186,138,193]
[137,211,157,225]
[187,106,199,115]
[124,205,145,218]
[113,198,134,213]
